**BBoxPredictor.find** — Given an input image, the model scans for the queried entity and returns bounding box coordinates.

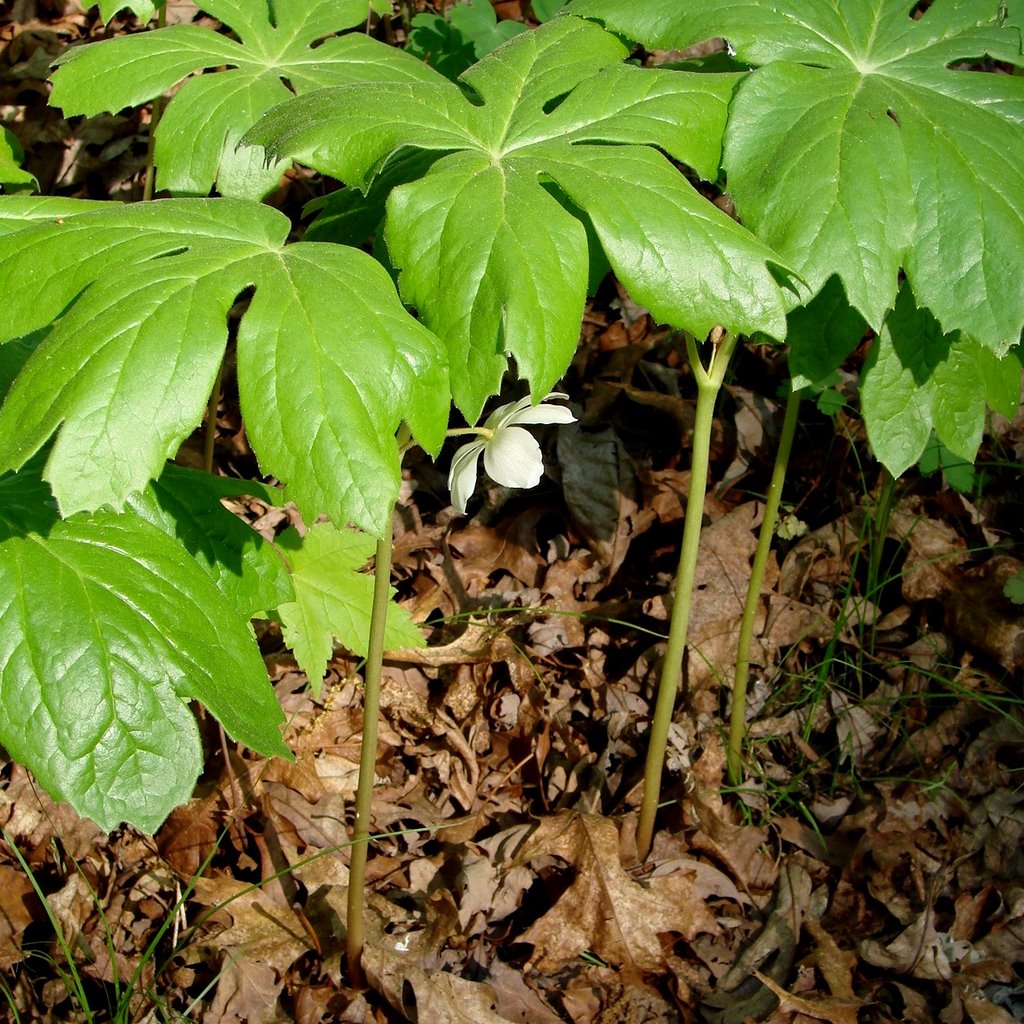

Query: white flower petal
[448,440,486,514]
[484,395,531,432]
[484,426,544,489]
[510,403,576,426]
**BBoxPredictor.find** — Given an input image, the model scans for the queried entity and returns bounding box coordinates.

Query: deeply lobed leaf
[52,0,435,197]
[130,466,293,621]
[568,0,1024,352]
[861,285,1023,476]
[247,15,795,419]
[0,197,449,537]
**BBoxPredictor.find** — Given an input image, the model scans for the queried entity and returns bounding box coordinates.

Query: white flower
[448,392,576,514]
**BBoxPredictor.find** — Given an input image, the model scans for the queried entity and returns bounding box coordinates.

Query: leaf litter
[1,3,1023,1023]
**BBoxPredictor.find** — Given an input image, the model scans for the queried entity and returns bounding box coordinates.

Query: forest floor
[1,3,1023,1023]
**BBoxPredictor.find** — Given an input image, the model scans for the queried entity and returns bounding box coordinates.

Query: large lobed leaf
[52,0,434,198]
[247,15,794,419]
[0,197,449,537]
[568,0,1024,352]
[0,461,290,833]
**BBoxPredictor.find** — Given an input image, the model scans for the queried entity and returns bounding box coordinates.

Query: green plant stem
[202,360,225,475]
[726,384,804,786]
[141,3,167,201]
[867,465,896,604]
[399,0,414,35]
[636,329,738,862]
[345,531,394,987]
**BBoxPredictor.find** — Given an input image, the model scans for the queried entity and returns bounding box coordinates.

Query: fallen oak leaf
[511,811,718,973]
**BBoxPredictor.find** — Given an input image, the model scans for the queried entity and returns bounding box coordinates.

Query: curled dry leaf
[511,811,718,973]
[702,860,812,1024]
[0,864,35,969]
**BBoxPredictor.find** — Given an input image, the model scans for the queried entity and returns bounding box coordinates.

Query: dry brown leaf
[859,909,957,981]
[157,788,225,878]
[192,876,311,973]
[959,988,1020,1024]
[702,860,812,1024]
[512,812,718,973]
[204,959,284,1024]
[448,511,547,594]
[361,944,514,1024]
[753,967,860,1024]
[360,891,535,1024]
[723,384,781,484]
[0,863,35,969]
[0,766,106,859]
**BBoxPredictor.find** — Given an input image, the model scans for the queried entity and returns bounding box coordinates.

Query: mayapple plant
[0,0,1020,979]
[568,0,1024,842]
[0,0,796,977]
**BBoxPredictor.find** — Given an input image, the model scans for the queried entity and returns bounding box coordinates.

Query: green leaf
[0,127,37,193]
[1004,568,1024,606]
[407,14,476,80]
[248,16,793,419]
[0,336,39,400]
[0,197,103,236]
[568,0,1024,350]
[533,0,568,22]
[304,148,443,246]
[99,1,162,21]
[0,197,449,537]
[275,523,425,695]
[52,0,435,198]
[786,275,867,390]
[861,284,1021,477]
[407,1,529,81]
[450,0,530,59]
[978,342,1024,420]
[0,464,288,833]
[129,465,292,620]
[917,433,978,494]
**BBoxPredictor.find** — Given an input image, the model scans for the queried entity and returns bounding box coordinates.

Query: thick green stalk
[726,384,804,786]
[345,531,394,987]
[636,330,738,861]
[141,3,167,202]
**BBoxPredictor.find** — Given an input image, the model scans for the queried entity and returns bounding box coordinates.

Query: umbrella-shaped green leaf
[52,0,435,198]
[0,197,449,537]
[247,15,794,419]
[568,0,1024,351]
[275,522,425,695]
[0,462,289,833]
